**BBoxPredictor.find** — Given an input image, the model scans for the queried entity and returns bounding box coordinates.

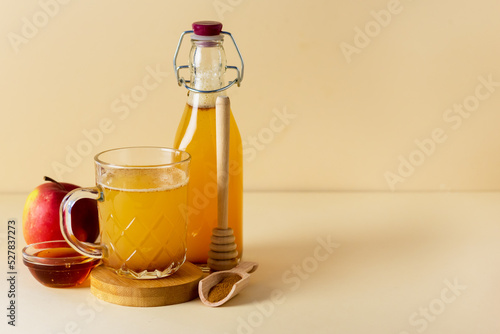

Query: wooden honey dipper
[207,96,239,271]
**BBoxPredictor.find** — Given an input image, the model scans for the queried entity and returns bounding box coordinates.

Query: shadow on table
[227,217,450,306]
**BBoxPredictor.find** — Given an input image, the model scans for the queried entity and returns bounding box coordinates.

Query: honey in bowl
[23,240,100,288]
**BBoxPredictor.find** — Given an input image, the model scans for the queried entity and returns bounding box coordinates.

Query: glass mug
[60,147,191,279]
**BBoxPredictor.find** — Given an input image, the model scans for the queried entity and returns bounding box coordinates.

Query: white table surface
[1,192,499,334]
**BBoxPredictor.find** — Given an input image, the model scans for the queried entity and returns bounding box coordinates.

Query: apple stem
[44,176,66,191]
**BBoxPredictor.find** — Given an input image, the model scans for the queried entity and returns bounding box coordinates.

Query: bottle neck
[187,38,227,108]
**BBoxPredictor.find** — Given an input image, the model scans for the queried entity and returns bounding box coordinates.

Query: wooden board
[90,262,203,307]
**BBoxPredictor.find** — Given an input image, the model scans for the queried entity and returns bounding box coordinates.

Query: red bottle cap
[192,21,223,36]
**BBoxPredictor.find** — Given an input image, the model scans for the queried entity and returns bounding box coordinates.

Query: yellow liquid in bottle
[173,101,243,264]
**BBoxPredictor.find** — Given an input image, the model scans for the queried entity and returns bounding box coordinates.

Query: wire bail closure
[173,30,244,94]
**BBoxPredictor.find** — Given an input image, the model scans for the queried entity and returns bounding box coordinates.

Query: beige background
[1,0,499,193]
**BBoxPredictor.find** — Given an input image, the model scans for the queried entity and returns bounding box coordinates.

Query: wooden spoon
[199,262,258,307]
[207,96,239,271]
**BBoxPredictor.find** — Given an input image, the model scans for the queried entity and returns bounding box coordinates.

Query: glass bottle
[173,21,243,265]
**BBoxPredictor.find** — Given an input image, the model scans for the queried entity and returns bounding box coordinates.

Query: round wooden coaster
[90,262,203,307]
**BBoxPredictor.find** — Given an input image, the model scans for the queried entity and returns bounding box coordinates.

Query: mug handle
[60,187,104,259]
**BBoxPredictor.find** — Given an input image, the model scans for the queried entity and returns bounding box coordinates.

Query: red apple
[23,176,99,245]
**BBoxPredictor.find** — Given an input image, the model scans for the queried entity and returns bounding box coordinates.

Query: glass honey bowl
[22,240,101,288]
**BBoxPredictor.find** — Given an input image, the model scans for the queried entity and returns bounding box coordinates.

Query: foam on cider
[187,92,222,109]
[100,168,188,192]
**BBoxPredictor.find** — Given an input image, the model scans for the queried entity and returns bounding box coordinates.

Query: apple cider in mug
[98,168,188,274]
[61,147,190,279]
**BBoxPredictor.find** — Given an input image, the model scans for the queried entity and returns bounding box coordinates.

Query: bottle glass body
[173,38,243,264]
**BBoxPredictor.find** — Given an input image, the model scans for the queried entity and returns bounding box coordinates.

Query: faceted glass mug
[60,147,191,279]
